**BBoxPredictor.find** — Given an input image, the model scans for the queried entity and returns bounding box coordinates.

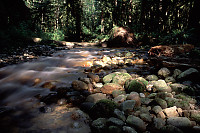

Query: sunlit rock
[101,83,124,94]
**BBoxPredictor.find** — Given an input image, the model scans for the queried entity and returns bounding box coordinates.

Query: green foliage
[43,29,65,41]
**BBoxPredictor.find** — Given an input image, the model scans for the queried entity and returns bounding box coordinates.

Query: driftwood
[148,44,194,57]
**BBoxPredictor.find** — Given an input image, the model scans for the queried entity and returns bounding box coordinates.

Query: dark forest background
[0,0,200,48]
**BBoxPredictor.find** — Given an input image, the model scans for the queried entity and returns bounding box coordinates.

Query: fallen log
[148,44,194,57]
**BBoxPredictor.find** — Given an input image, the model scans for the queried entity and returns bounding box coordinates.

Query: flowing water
[0,46,149,132]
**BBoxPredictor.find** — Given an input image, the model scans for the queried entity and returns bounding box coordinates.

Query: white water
[0,47,102,106]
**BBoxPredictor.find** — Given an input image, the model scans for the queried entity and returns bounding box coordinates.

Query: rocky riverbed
[0,45,200,133]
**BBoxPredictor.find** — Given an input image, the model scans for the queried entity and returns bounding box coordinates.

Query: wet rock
[126,115,146,132]
[57,99,67,105]
[125,79,146,93]
[91,118,107,133]
[158,67,171,78]
[125,52,134,58]
[107,117,125,127]
[167,117,192,129]
[126,92,141,107]
[177,68,199,81]
[101,83,124,94]
[87,73,100,82]
[123,126,137,133]
[80,102,95,113]
[39,106,54,113]
[165,76,176,83]
[102,56,112,64]
[69,95,85,105]
[86,93,107,103]
[139,93,145,98]
[79,77,91,84]
[163,106,179,118]
[114,109,126,121]
[90,99,118,119]
[94,83,103,88]
[160,125,183,133]
[139,113,152,122]
[72,80,89,91]
[120,100,136,113]
[112,90,126,98]
[108,126,122,133]
[114,95,127,105]
[151,80,172,93]
[172,69,182,78]
[40,81,57,91]
[155,98,168,109]
[153,117,166,130]
[66,91,81,97]
[146,75,158,81]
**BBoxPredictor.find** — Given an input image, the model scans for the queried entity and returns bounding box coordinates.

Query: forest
[1,0,200,47]
[1,0,200,133]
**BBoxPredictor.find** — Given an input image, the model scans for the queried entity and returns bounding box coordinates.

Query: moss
[90,99,118,119]
[126,79,146,93]
[137,77,148,86]
[112,73,132,86]
[103,73,117,84]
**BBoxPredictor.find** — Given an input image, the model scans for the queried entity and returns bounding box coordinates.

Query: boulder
[153,118,166,130]
[112,90,126,98]
[72,80,89,91]
[120,100,136,112]
[167,117,192,129]
[177,68,199,81]
[101,83,124,94]
[172,69,182,78]
[125,79,146,93]
[85,93,107,103]
[107,117,125,127]
[126,115,146,131]
[151,80,172,93]
[114,109,126,121]
[123,126,138,133]
[158,67,171,78]
[113,95,127,105]
[126,92,141,107]
[90,99,118,119]
[163,106,179,118]
[146,75,159,81]
[91,118,107,133]
[107,27,136,47]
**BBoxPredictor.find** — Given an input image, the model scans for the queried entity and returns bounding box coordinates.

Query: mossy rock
[175,94,196,104]
[190,111,200,123]
[103,73,117,84]
[165,97,179,107]
[112,73,132,86]
[125,52,134,58]
[125,79,146,93]
[90,99,118,119]
[137,77,148,86]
